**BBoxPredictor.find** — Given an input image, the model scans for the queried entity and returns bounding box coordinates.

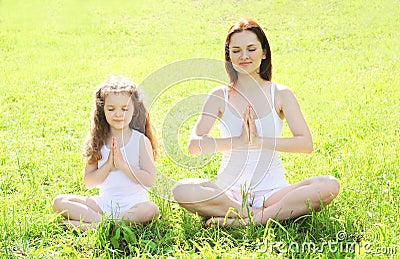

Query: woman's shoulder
[208,85,227,97]
[273,82,295,98]
[272,82,298,106]
[204,85,227,105]
[201,85,227,115]
[273,82,290,92]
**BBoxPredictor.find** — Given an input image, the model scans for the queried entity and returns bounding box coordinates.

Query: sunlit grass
[0,0,399,257]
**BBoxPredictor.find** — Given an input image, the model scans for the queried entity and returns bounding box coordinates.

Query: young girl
[53,76,159,229]
[172,18,340,226]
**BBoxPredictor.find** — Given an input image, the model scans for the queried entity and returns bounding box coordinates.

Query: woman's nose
[240,50,249,59]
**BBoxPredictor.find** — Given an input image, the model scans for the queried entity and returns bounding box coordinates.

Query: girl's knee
[140,202,159,223]
[149,202,160,218]
[138,202,159,222]
[123,202,159,223]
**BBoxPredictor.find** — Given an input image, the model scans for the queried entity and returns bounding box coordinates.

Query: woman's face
[228,30,265,76]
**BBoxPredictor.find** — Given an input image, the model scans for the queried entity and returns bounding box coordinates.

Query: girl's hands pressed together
[111,137,129,171]
[105,138,115,169]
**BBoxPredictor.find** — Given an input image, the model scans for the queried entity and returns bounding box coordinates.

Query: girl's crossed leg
[53,194,102,230]
[53,195,160,229]
[118,201,159,224]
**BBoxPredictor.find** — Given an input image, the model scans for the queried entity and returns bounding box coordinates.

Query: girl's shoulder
[131,129,150,143]
[131,128,145,139]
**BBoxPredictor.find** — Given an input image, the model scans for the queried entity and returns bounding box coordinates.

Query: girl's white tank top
[97,130,149,206]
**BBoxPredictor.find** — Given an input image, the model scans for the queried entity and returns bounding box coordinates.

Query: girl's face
[104,92,134,131]
[228,30,265,76]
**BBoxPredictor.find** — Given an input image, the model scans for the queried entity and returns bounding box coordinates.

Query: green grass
[1,0,399,258]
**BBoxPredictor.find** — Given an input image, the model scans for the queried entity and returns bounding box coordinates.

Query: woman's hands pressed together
[240,105,262,146]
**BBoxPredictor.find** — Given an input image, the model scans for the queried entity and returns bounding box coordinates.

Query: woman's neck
[234,74,267,92]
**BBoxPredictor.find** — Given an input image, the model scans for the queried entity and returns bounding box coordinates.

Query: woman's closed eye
[231,48,257,53]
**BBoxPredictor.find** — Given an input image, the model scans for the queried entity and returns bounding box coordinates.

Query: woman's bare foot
[205,216,250,227]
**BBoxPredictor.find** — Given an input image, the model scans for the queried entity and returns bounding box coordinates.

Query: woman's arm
[114,135,156,187]
[249,86,313,153]
[188,87,247,154]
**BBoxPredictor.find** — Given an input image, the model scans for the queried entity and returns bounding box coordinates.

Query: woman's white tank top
[216,83,288,192]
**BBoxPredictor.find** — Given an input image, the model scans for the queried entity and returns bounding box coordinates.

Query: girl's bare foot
[61,220,97,231]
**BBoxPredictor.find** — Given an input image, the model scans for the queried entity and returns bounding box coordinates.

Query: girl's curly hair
[83,76,159,164]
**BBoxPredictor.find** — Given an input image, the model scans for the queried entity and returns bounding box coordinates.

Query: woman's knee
[172,178,208,202]
[52,194,67,212]
[310,175,340,202]
[172,182,187,202]
[320,176,340,197]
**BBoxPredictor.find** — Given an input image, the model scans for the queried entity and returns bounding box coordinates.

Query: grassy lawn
[0,0,399,258]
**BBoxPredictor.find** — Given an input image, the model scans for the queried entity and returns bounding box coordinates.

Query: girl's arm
[113,135,156,187]
[84,156,113,190]
[249,86,313,153]
[188,87,247,154]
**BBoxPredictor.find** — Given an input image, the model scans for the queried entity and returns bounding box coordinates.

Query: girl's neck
[108,127,132,146]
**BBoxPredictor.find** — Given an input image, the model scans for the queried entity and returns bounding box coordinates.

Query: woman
[172,18,339,226]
